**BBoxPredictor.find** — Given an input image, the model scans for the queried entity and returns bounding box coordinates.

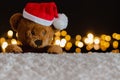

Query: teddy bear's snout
[35,40,42,46]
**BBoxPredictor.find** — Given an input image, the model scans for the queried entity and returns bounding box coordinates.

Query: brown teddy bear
[6,2,68,53]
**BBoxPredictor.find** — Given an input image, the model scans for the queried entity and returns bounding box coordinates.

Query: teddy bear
[6,2,68,53]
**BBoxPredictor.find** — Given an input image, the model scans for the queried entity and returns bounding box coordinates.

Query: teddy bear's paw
[6,44,23,53]
[47,45,63,54]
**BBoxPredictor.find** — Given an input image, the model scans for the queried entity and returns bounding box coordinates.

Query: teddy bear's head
[10,13,55,48]
[10,2,68,49]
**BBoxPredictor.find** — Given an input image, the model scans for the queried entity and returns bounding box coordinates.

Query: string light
[60,38,67,47]
[55,39,61,45]
[75,35,81,41]
[1,29,120,53]
[55,31,61,36]
[11,39,17,45]
[7,30,13,38]
[105,35,111,42]
[65,35,71,41]
[75,48,81,53]
[61,30,67,36]
[94,37,100,44]
[77,41,84,48]
[101,34,106,40]
[87,33,94,39]
[113,41,119,49]
[16,32,18,38]
[65,42,72,51]
[112,33,117,39]
[94,44,100,50]
[1,42,8,52]
[0,37,6,45]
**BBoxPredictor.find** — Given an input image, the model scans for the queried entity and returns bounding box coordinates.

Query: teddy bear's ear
[10,13,22,32]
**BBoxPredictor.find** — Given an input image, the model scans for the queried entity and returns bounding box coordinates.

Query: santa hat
[23,2,68,30]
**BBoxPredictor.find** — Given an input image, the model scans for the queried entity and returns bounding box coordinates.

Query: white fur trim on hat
[23,9,54,26]
[53,13,68,30]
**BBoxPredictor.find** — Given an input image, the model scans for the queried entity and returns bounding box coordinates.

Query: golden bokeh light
[60,38,67,47]
[112,33,117,39]
[61,38,67,44]
[84,38,89,44]
[61,30,67,36]
[112,49,119,53]
[84,38,93,44]
[75,48,81,53]
[54,36,60,40]
[87,33,94,39]
[100,40,110,48]
[65,47,71,51]
[65,42,72,51]
[65,35,71,41]
[75,35,81,41]
[0,37,6,45]
[112,33,120,40]
[94,37,100,44]
[94,44,100,50]
[86,44,93,51]
[60,42,66,48]
[104,42,110,48]
[55,39,61,45]
[11,39,17,45]
[115,34,120,40]
[105,35,111,42]
[66,42,72,48]
[75,41,80,46]
[2,29,120,53]
[77,41,84,48]
[16,32,18,38]
[112,41,119,49]
[1,41,8,52]
[7,30,13,38]
[101,34,106,40]
[100,46,107,51]
[55,31,61,36]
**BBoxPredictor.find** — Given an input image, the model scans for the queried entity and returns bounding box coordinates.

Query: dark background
[0,0,117,37]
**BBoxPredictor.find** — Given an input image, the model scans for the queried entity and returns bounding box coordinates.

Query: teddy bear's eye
[31,31,35,35]
[42,30,46,35]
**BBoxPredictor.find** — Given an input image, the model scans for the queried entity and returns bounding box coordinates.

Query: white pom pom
[53,13,68,30]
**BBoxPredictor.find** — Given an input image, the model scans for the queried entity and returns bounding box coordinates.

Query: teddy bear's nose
[35,40,42,46]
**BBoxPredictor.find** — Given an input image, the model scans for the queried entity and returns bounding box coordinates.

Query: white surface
[0,53,120,80]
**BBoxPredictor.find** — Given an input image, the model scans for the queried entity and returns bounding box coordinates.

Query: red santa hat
[23,2,68,30]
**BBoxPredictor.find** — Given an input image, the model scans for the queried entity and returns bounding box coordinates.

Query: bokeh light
[55,39,61,45]
[87,33,94,39]
[7,30,13,38]
[113,41,119,49]
[61,30,67,36]
[55,31,61,36]
[65,42,72,51]
[94,37,100,44]
[76,35,81,41]
[60,38,67,47]
[105,35,111,42]
[1,42,8,52]
[1,30,120,53]
[65,35,71,41]
[75,48,81,53]
[11,39,17,45]
[77,41,84,48]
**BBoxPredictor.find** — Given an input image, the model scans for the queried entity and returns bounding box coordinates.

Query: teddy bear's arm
[47,45,63,54]
[6,44,23,53]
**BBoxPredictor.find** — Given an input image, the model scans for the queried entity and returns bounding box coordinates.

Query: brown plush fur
[6,13,63,53]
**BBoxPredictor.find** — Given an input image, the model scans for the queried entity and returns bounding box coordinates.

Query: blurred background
[0,0,118,53]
